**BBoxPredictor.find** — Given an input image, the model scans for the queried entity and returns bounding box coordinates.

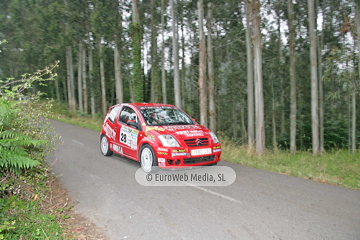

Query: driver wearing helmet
[157,110,168,123]
[128,113,137,124]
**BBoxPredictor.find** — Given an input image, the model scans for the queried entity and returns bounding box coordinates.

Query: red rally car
[100,103,222,173]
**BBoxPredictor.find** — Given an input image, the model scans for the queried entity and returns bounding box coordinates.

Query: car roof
[124,103,178,108]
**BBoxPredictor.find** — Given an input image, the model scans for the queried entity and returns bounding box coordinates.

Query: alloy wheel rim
[101,136,108,154]
[141,148,153,172]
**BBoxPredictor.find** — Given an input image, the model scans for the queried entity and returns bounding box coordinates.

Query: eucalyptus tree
[171,0,181,108]
[77,42,83,112]
[354,4,359,152]
[288,0,296,154]
[316,0,324,152]
[150,0,161,103]
[277,7,286,138]
[245,0,255,150]
[198,0,207,127]
[91,0,123,113]
[308,0,319,155]
[207,2,216,132]
[251,0,265,155]
[131,0,143,102]
[106,0,125,104]
[160,0,167,103]
[62,0,77,113]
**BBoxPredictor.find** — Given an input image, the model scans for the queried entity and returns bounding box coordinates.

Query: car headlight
[210,132,219,144]
[158,135,180,147]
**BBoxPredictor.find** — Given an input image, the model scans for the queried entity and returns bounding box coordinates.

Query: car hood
[145,124,211,138]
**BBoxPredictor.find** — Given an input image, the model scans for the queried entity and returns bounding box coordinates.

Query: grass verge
[221,138,360,190]
[1,168,68,239]
[1,167,106,239]
[50,102,103,132]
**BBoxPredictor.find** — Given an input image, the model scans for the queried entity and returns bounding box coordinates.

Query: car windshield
[140,106,194,126]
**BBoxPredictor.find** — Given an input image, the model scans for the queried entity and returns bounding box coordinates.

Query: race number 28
[120,132,127,143]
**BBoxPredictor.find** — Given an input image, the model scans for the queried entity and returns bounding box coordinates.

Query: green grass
[50,102,360,191]
[49,102,103,132]
[221,138,360,190]
[52,117,102,132]
[0,168,70,239]
[0,196,63,239]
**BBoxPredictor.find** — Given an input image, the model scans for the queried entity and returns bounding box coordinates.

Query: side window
[119,107,137,124]
[108,106,120,123]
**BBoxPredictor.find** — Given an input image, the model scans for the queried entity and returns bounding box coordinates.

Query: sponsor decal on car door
[118,125,139,158]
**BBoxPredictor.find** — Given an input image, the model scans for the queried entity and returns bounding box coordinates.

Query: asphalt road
[47,120,360,240]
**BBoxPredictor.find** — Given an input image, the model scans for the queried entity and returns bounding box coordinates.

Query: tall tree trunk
[114,44,123,104]
[246,1,255,150]
[233,101,237,140]
[62,75,68,103]
[317,0,324,153]
[150,0,160,103]
[82,45,87,113]
[241,97,247,145]
[352,88,357,152]
[171,0,181,108]
[99,41,107,115]
[272,78,277,149]
[161,0,167,103]
[131,0,142,102]
[89,41,95,117]
[348,93,351,151]
[353,5,360,152]
[150,0,155,103]
[78,43,83,113]
[180,4,186,108]
[288,0,297,154]
[276,8,285,136]
[308,0,319,155]
[251,0,265,155]
[187,21,196,114]
[207,3,215,132]
[66,46,76,113]
[198,0,207,127]
[55,76,60,102]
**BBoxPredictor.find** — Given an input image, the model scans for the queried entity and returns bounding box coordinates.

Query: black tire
[140,144,159,173]
[100,134,113,156]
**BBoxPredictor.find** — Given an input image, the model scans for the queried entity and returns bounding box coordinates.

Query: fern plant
[0,102,45,174]
[0,62,59,175]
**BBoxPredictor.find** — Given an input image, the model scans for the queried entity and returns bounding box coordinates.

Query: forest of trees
[0,0,359,155]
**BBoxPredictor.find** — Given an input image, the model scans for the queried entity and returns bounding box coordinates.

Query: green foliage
[0,196,63,239]
[323,46,356,94]
[0,62,64,239]
[0,103,43,173]
[277,115,359,150]
[1,0,358,153]
[0,62,59,174]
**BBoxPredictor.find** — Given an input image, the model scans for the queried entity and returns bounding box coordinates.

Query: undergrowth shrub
[0,62,63,239]
[0,62,59,175]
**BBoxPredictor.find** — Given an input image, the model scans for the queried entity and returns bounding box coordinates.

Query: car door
[117,106,141,159]
[103,105,121,148]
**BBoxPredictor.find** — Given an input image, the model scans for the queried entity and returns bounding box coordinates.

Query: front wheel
[140,144,158,173]
[100,134,113,156]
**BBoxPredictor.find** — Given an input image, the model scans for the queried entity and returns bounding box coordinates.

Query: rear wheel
[100,135,113,156]
[140,144,158,173]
